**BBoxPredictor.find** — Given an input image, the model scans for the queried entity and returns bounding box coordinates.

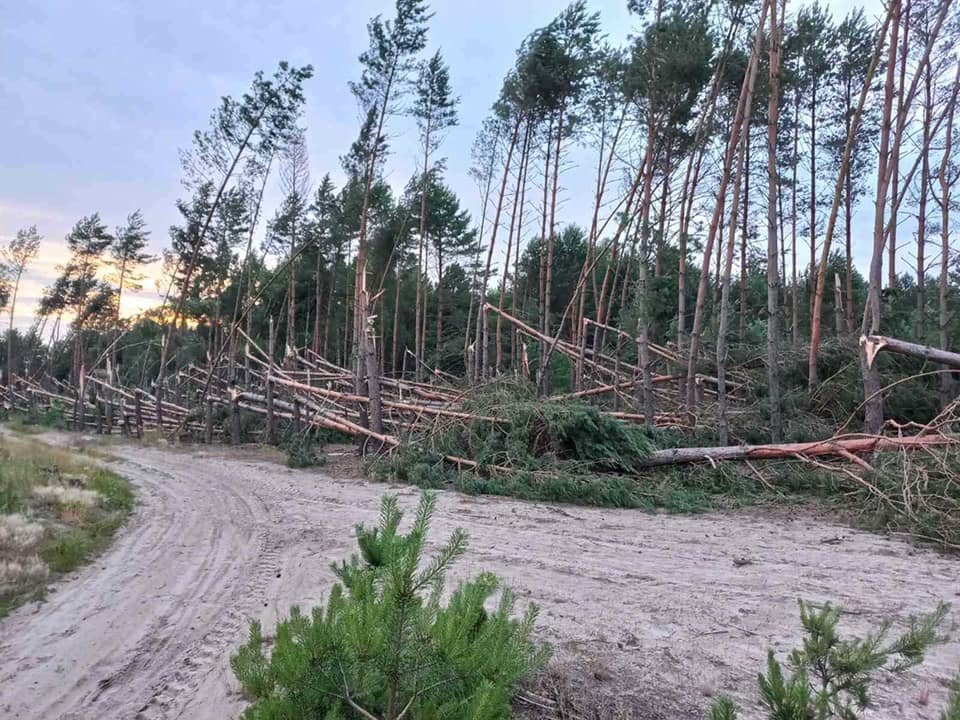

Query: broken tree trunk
[861,334,960,370]
[639,434,957,468]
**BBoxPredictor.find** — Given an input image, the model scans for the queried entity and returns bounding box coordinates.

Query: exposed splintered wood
[638,434,957,468]
[862,334,960,370]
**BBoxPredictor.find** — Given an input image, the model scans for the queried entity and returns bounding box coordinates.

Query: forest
[1,0,960,532]
[5,0,960,717]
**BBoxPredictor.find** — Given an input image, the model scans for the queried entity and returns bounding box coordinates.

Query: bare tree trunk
[807,10,890,384]
[539,105,565,395]
[312,247,323,356]
[635,126,657,429]
[511,135,531,372]
[808,78,818,328]
[739,127,750,342]
[888,5,910,289]
[766,0,783,442]
[414,126,431,381]
[916,62,932,339]
[718,137,748,445]
[435,248,444,370]
[834,275,844,334]
[685,0,770,412]
[391,269,401,373]
[860,0,901,434]
[938,61,959,408]
[476,116,522,382]
[497,123,530,374]
[537,120,552,380]
[791,89,800,344]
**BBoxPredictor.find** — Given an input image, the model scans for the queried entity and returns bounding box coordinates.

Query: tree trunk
[498,122,530,375]
[888,6,910,289]
[791,88,800,344]
[639,434,957,469]
[808,79,818,327]
[415,125,431,381]
[916,63,932,339]
[312,247,323,356]
[862,334,960,370]
[766,0,783,442]
[685,0,770,412]
[476,116,522,382]
[435,249,444,371]
[718,135,748,445]
[739,127,750,342]
[541,105,564,391]
[860,0,901,434]
[635,125,657,429]
[938,61,959,407]
[807,11,890,385]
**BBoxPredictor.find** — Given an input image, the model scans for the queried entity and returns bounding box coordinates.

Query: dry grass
[0,436,134,616]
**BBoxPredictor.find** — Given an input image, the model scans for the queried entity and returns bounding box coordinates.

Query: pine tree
[350,0,431,436]
[231,493,549,719]
[412,50,459,378]
[40,214,115,385]
[2,225,42,385]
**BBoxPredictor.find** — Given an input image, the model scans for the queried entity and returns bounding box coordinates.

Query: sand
[0,435,957,719]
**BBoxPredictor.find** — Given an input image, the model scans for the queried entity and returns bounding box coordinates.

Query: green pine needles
[231,492,550,719]
[372,379,659,508]
[711,599,951,720]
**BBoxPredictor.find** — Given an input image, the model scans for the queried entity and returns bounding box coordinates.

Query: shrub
[40,528,96,573]
[88,468,135,512]
[232,492,550,719]
[944,676,960,720]
[283,432,326,469]
[711,599,950,720]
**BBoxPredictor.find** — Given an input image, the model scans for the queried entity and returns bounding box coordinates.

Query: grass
[0,436,135,617]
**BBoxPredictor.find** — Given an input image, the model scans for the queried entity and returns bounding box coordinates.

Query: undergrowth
[282,430,326,469]
[3,403,68,432]
[0,437,134,616]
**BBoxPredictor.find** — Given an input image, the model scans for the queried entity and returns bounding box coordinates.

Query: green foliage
[943,675,960,720]
[724,600,950,720]
[372,380,664,509]
[9,402,69,431]
[40,528,95,573]
[709,696,738,720]
[0,437,134,613]
[88,468,135,513]
[283,432,326,469]
[443,380,654,473]
[231,621,273,700]
[758,651,812,720]
[232,492,549,719]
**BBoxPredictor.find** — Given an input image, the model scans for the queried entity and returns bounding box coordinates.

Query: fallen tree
[862,334,960,369]
[638,433,958,468]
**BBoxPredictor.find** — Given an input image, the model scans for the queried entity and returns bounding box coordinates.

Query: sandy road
[0,437,958,719]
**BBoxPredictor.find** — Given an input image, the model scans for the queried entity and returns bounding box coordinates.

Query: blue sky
[1,0,883,328]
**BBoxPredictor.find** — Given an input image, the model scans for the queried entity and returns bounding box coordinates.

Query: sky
[1,0,884,330]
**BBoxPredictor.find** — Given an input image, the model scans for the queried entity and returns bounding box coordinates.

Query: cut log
[639,434,957,468]
[862,334,960,369]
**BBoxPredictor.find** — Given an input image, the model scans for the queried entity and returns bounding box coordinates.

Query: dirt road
[1,437,958,719]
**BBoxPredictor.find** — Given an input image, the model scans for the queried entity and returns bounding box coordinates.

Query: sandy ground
[0,435,958,720]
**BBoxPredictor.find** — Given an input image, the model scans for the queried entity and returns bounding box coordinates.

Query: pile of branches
[371,379,660,508]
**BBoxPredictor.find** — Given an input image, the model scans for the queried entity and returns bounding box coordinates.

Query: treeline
[1,0,959,443]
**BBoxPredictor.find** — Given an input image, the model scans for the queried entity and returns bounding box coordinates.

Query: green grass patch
[0,436,134,616]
